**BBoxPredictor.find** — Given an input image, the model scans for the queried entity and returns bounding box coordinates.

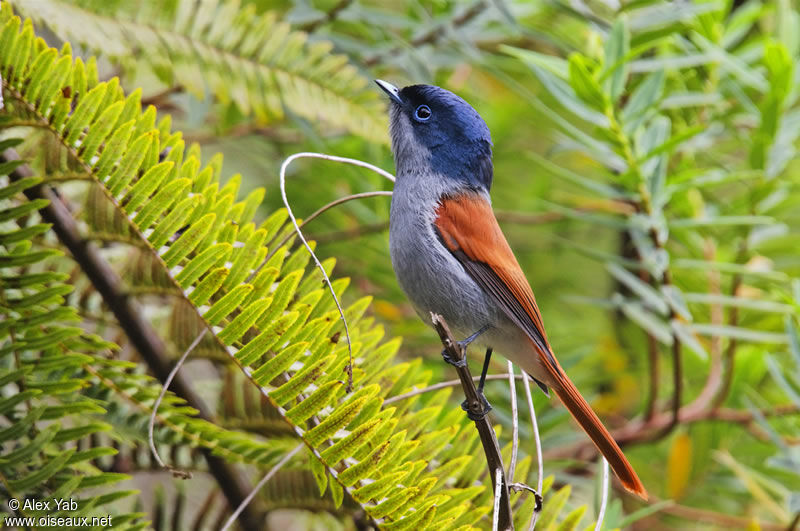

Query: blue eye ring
[414,105,432,122]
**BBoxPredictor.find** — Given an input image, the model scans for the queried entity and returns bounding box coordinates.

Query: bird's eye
[414,105,432,122]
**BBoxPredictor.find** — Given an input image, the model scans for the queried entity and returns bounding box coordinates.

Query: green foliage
[0,153,145,527]
[12,0,387,141]
[3,0,800,528]
[0,5,587,528]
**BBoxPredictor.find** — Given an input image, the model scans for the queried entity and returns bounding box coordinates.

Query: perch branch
[2,149,262,530]
[431,313,513,530]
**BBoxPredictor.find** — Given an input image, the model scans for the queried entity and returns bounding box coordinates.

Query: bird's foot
[461,390,492,421]
[441,342,468,368]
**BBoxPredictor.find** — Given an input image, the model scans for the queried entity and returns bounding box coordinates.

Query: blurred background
[4,0,800,528]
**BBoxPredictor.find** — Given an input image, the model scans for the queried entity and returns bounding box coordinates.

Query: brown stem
[544,401,799,461]
[431,314,514,530]
[713,268,744,408]
[2,149,263,530]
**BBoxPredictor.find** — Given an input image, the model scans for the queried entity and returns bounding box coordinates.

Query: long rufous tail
[552,374,648,500]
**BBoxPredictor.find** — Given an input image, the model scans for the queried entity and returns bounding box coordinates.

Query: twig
[507,360,519,485]
[271,191,392,252]
[308,210,568,245]
[656,339,682,438]
[545,402,799,461]
[713,241,747,408]
[522,373,543,530]
[594,458,609,531]
[308,221,389,244]
[431,313,513,530]
[1,148,262,529]
[148,329,207,474]
[220,443,304,531]
[278,153,395,391]
[691,239,724,409]
[384,373,526,404]
[493,467,504,531]
[643,332,659,421]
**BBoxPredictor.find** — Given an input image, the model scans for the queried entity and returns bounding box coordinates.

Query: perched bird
[375,79,647,500]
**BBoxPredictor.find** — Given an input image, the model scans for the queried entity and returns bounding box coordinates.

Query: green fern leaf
[162,212,215,267]
[248,339,307,384]
[217,297,271,345]
[203,283,252,325]
[286,380,343,425]
[230,309,297,365]
[269,355,335,406]
[188,266,228,306]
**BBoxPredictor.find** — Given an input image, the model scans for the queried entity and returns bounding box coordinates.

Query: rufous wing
[433,193,647,500]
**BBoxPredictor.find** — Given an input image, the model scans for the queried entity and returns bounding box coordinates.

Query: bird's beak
[375,79,403,105]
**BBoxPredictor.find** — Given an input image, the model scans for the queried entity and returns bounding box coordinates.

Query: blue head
[376,81,493,193]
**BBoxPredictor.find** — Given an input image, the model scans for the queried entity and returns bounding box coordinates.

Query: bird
[375,79,647,500]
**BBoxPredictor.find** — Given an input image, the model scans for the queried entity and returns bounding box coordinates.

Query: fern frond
[13,0,388,141]
[0,7,594,527]
[0,158,145,528]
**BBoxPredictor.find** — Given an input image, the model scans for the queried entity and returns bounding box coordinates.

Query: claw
[461,391,492,421]
[441,347,467,368]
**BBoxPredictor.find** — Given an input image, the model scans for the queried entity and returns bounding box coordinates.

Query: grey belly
[389,222,498,340]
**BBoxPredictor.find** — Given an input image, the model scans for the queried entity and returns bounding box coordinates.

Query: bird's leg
[441,324,490,367]
[462,348,493,420]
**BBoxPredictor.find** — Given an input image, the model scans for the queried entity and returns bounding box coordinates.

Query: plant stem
[431,313,513,530]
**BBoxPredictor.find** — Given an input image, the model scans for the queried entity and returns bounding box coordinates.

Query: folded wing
[433,193,647,499]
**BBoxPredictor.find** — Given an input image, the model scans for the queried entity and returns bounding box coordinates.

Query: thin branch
[643,332,659,421]
[493,467,504,531]
[713,241,747,408]
[308,210,567,245]
[522,374,543,530]
[148,329,208,475]
[1,148,263,529]
[594,458,609,531]
[278,153,395,391]
[691,239,724,409]
[431,313,513,530]
[220,443,304,531]
[383,373,526,404]
[545,402,800,461]
[507,360,519,485]
[271,191,392,251]
[658,339,682,438]
[308,221,389,244]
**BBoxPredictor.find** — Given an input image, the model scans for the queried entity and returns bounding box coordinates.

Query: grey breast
[388,172,496,338]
